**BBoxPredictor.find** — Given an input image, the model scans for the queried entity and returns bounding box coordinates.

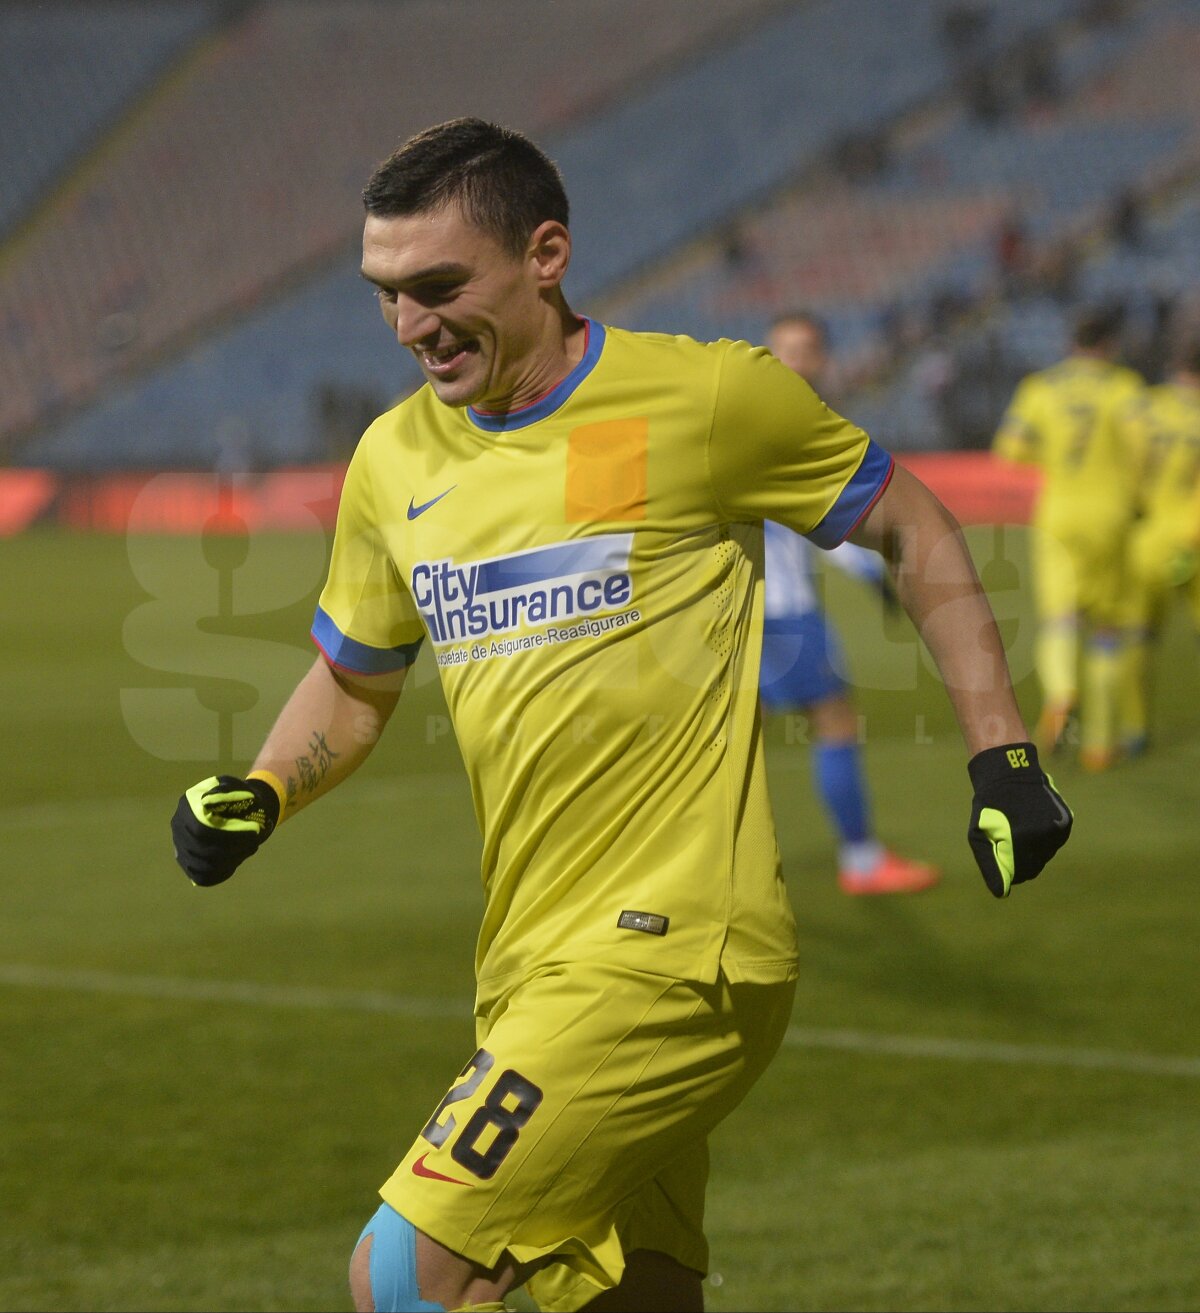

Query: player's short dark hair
[769,309,829,346]
[1071,302,1125,349]
[362,118,569,257]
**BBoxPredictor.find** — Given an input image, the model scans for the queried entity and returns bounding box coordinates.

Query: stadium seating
[603,0,1200,449]
[13,0,1200,468]
[0,0,780,456]
[15,0,1078,469]
[0,1,214,235]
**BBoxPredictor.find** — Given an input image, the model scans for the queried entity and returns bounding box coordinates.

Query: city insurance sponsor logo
[411,534,641,666]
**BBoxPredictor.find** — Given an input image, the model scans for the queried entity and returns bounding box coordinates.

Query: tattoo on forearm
[292,731,340,798]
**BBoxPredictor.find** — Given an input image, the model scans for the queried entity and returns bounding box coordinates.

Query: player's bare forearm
[251,655,406,820]
[850,464,1027,756]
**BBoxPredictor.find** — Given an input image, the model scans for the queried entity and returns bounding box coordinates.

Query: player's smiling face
[362,204,572,410]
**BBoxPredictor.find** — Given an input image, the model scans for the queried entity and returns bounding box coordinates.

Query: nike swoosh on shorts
[410,1152,472,1187]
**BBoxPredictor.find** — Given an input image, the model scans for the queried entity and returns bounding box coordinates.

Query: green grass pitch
[2,524,1199,1311]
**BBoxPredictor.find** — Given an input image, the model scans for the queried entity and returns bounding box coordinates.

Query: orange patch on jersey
[565,419,648,522]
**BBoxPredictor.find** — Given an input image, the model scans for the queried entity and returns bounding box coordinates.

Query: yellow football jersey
[1127,380,1200,528]
[993,356,1145,525]
[314,321,892,1002]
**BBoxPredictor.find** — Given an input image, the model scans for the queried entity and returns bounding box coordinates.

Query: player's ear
[528,219,571,288]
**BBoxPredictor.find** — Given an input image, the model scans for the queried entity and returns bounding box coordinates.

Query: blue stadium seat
[0,2,214,234]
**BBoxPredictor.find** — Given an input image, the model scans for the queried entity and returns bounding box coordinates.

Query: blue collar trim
[468,318,605,432]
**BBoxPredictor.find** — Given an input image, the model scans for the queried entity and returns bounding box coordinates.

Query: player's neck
[480,304,587,415]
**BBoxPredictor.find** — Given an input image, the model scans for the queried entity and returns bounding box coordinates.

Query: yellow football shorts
[379,959,796,1312]
[1031,513,1128,626]
[1127,515,1200,627]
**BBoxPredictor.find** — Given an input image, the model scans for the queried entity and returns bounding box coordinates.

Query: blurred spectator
[1015,34,1063,113]
[1170,287,1200,343]
[1079,0,1130,26]
[1125,292,1178,384]
[873,302,910,375]
[315,381,387,460]
[913,335,958,430]
[928,287,970,336]
[1109,186,1145,249]
[96,311,140,354]
[1033,238,1081,305]
[995,210,1032,296]
[715,218,775,308]
[214,415,256,476]
[214,1,254,29]
[940,4,992,61]
[961,59,1007,124]
[832,128,890,182]
[718,219,753,269]
[940,329,1023,449]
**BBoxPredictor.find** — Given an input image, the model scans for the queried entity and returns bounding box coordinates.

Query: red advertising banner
[0,468,59,535]
[0,454,1037,536]
[899,452,1040,526]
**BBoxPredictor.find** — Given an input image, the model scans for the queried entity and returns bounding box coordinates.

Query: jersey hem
[473,932,730,1017]
[717,954,800,985]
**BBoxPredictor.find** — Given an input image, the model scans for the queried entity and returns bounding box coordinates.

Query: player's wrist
[968,741,1042,789]
[247,769,288,823]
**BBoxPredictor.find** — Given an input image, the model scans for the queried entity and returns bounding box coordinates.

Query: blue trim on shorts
[356,1202,446,1312]
[759,611,847,709]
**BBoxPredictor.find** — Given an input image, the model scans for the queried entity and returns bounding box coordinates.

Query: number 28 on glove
[967,742,1073,898]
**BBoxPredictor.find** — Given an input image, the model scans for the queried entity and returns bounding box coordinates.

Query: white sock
[839,839,884,876]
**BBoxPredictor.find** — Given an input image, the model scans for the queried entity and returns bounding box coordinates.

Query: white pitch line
[783,1026,1200,1079]
[0,772,472,831]
[4,962,1200,1080]
[0,963,466,1019]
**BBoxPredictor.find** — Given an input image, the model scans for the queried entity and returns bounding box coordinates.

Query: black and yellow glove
[967,743,1072,898]
[171,774,282,887]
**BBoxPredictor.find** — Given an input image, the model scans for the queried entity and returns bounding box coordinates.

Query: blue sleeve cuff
[310,605,424,674]
[806,441,894,549]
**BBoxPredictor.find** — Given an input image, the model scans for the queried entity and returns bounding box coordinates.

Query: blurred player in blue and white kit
[170,120,1072,1312]
[761,313,939,895]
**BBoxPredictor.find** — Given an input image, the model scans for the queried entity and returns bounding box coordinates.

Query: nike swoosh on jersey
[411,1152,472,1186]
[407,487,456,520]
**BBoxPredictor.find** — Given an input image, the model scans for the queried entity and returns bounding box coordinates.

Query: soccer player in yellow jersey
[992,305,1145,770]
[1119,335,1200,747]
[171,120,1072,1313]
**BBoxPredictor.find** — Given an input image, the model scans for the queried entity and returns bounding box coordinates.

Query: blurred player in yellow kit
[170,120,1072,1312]
[1118,333,1200,748]
[993,305,1144,770]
